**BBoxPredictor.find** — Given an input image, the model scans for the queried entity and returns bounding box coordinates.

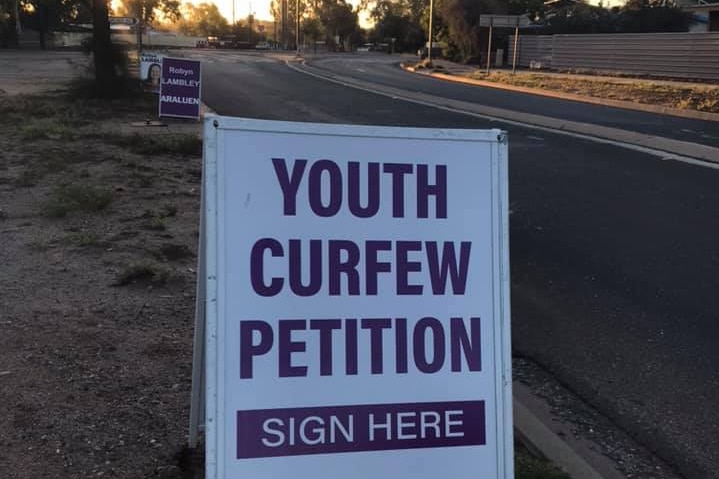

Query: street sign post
[478,14,530,28]
[479,14,531,74]
[109,16,138,26]
[190,117,513,479]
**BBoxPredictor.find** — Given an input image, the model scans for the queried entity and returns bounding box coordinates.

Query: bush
[44,184,113,217]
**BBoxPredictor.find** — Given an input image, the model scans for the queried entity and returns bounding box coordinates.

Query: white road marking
[286,61,719,170]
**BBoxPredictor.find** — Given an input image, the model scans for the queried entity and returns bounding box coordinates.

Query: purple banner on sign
[158,57,201,119]
[237,400,485,459]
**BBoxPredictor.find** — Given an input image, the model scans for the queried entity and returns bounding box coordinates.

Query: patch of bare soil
[0,92,203,478]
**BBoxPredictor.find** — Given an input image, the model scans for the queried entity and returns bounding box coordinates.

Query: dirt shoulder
[405,59,719,118]
[0,88,203,478]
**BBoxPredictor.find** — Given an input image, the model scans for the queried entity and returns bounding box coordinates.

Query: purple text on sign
[237,400,485,459]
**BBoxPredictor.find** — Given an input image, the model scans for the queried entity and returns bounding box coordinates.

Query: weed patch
[160,204,178,217]
[141,206,179,231]
[20,119,77,141]
[105,133,202,156]
[465,71,719,114]
[148,215,167,231]
[115,261,169,286]
[130,171,155,188]
[157,243,192,261]
[65,231,101,247]
[43,184,113,218]
[15,168,42,187]
[515,442,570,479]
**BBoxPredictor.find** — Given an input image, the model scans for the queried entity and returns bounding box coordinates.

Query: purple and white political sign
[158,57,201,119]
[200,116,513,479]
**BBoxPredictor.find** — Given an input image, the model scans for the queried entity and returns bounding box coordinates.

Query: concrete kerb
[289,60,719,165]
[514,383,625,479]
[400,63,719,123]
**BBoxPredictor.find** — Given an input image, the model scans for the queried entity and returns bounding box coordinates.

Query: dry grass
[466,71,719,114]
[43,184,113,218]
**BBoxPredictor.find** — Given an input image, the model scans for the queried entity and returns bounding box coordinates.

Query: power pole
[249,3,253,45]
[281,0,287,49]
[14,0,22,38]
[427,0,434,63]
[295,0,300,55]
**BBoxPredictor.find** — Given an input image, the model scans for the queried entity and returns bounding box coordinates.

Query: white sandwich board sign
[190,115,513,479]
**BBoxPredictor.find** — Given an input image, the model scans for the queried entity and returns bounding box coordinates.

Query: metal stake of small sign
[479,15,531,75]
[486,18,493,75]
[512,26,520,74]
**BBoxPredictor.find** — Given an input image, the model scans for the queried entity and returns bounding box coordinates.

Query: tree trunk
[13,0,22,47]
[38,2,47,49]
[92,0,117,96]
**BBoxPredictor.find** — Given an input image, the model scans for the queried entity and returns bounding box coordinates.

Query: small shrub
[20,119,76,141]
[161,204,178,217]
[515,443,570,479]
[158,243,192,261]
[66,232,100,247]
[44,184,113,218]
[130,171,155,188]
[105,133,202,156]
[15,169,41,187]
[115,262,169,286]
[149,215,167,231]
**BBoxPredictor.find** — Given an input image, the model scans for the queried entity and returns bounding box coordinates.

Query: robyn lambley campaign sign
[198,116,512,479]
[158,57,201,119]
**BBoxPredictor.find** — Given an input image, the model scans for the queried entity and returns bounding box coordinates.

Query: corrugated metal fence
[508,32,719,80]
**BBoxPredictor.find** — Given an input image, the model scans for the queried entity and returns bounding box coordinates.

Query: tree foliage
[176,2,227,36]
[437,0,505,61]
[114,0,180,25]
[618,0,692,32]
[270,0,301,47]
[544,2,618,33]
[369,0,425,52]
[1,0,19,46]
[544,0,692,34]
[271,0,361,49]
[317,0,361,47]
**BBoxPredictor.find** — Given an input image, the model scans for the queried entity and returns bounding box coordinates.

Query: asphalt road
[307,54,719,149]
[197,52,719,479]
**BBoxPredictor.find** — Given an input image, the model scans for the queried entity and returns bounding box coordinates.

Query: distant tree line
[269,0,362,50]
[366,0,693,62]
[543,0,692,34]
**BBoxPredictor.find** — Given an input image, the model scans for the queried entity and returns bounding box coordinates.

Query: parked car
[417,42,443,59]
[417,46,443,59]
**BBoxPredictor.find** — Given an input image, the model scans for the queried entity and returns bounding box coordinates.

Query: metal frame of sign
[158,57,202,120]
[190,115,513,479]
